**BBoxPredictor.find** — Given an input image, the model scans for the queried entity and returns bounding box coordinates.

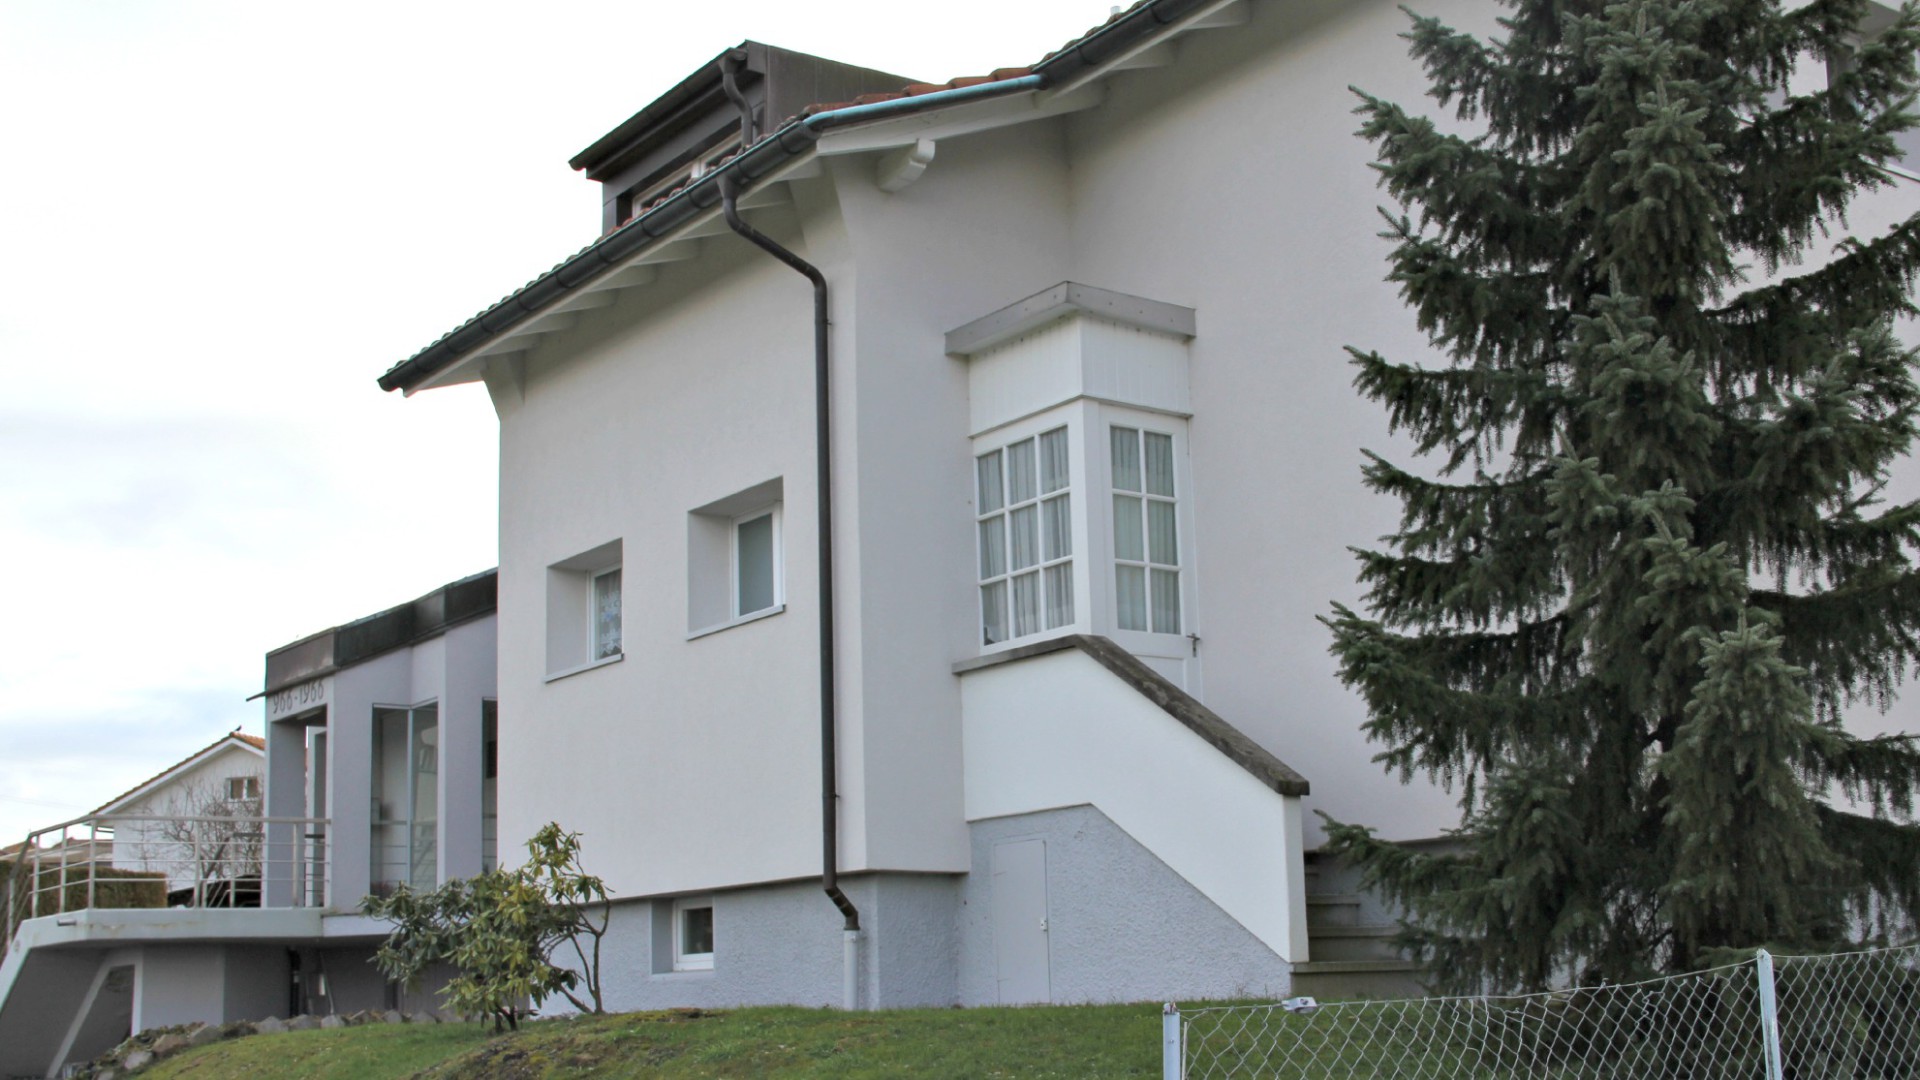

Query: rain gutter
[376,0,1221,394]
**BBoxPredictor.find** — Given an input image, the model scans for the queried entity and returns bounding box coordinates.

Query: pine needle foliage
[1323,0,1920,991]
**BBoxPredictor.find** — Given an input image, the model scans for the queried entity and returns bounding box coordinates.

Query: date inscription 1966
[268,680,327,716]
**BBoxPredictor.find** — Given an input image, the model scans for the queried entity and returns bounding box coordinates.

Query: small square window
[547,540,623,677]
[689,479,785,636]
[226,776,260,801]
[733,508,780,618]
[674,897,714,971]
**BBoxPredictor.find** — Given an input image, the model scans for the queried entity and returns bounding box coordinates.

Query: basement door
[991,838,1052,1004]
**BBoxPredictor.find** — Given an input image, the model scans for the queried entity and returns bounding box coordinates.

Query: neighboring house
[367,0,1920,1014]
[93,733,266,902]
[0,572,496,1077]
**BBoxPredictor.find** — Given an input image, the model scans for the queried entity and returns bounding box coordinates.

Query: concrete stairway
[0,942,106,1078]
[1289,856,1427,1000]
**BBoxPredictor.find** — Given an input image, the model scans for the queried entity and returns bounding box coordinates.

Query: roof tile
[386,3,1170,386]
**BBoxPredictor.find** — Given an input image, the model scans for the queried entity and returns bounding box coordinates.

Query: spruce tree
[1324,0,1920,990]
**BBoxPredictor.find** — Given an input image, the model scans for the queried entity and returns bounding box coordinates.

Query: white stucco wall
[494,237,850,896]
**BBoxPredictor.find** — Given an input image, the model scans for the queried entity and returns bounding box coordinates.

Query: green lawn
[140,1004,1169,1079]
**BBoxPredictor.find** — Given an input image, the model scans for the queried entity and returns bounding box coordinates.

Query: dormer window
[616,132,744,227]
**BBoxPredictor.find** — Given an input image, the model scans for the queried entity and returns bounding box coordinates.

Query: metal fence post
[1163,1002,1182,1080]
[1755,949,1784,1080]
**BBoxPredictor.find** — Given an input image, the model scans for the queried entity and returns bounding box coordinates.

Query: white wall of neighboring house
[106,742,264,893]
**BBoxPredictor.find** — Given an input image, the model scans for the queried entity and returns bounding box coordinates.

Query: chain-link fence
[1165,943,1920,1079]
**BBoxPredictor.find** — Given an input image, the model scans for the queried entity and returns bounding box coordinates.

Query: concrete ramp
[0,941,108,1079]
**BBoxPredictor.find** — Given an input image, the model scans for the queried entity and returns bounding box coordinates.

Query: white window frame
[673,896,715,971]
[590,565,623,662]
[226,776,260,801]
[546,539,625,680]
[687,479,786,638]
[730,504,783,620]
[1091,404,1197,667]
[975,413,1083,650]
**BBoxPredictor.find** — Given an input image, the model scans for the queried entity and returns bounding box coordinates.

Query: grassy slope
[141,1004,1167,1080]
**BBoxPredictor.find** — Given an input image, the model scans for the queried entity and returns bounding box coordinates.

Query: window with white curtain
[1110,425,1181,635]
[591,566,623,660]
[977,425,1074,645]
[547,539,624,679]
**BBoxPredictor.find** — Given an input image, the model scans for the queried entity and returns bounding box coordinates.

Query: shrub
[362,823,611,1033]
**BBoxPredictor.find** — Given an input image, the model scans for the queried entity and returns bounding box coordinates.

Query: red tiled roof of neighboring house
[88,732,267,816]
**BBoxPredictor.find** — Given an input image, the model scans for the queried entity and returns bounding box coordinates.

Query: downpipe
[720,52,862,1008]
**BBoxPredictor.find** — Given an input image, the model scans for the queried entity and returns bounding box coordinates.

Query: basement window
[674,897,715,971]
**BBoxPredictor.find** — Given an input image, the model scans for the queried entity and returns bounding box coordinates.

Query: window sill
[975,626,1080,660]
[686,604,785,641]
[544,652,624,683]
[654,967,715,979]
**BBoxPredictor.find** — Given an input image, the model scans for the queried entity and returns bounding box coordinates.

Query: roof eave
[379,0,1237,395]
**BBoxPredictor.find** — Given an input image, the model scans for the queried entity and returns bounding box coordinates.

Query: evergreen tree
[1324,0,1920,990]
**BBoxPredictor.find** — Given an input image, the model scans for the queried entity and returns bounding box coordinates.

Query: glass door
[371,703,438,894]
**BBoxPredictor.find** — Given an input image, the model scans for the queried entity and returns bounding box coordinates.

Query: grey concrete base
[578,804,1293,1014]
[584,874,962,1014]
[959,804,1294,1005]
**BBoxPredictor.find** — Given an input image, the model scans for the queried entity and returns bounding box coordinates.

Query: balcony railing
[4,812,331,946]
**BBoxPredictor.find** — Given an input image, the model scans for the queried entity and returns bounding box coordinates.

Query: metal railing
[1167,942,1920,1079]
[5,812,331,946]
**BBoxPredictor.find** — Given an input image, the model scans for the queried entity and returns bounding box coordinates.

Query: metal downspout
[719,54,863,962]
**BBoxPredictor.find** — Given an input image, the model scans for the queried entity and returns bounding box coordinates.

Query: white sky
[0,0,1116,843]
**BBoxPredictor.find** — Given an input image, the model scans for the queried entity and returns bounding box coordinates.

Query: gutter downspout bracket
[876,139,936,193]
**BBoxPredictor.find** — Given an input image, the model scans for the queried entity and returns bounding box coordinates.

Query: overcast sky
[0,0,1117,843]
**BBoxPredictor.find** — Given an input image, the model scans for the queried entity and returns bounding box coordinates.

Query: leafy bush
[362,823,611,1033]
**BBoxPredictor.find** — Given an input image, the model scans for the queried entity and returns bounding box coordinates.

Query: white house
[368,0,1920,1013]
[93,732,266,901]
[7,0,1920,1071]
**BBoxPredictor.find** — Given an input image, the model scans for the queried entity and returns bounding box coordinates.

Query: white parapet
[958,638,1311,962]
